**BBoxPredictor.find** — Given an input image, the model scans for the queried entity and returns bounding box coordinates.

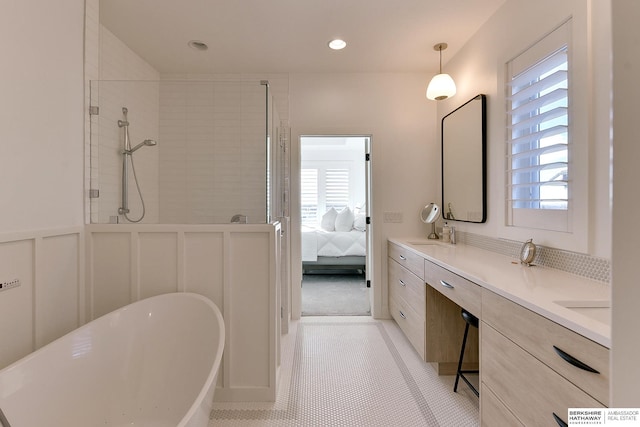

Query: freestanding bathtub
[0,292,224,427]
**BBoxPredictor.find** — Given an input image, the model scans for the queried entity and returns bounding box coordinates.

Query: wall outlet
[0,278,21,292]
[383,212,403,223]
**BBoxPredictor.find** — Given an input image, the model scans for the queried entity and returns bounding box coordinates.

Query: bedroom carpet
[209,317,479,426]
[301,274,370,316]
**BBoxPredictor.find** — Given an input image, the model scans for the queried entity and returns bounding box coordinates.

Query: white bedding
[301,227,366,262]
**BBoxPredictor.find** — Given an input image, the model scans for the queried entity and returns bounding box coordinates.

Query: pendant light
[426,43,456,101]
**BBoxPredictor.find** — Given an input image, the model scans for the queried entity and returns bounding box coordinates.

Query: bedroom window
[301,169,319,226]
[301,167,350,226]
[506,20,571,232]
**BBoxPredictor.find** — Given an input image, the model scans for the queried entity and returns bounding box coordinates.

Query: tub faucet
[450,226,456,244]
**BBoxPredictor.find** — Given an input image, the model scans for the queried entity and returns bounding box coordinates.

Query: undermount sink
[407,241,439,246]
[554,299,610,308]
[554,300,610,324]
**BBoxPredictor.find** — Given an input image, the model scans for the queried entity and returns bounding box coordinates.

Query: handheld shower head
[127,139,158,154]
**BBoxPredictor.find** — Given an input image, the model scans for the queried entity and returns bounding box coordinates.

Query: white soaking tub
[0,293,224,427]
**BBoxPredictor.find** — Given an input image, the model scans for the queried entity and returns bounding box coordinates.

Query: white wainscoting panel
[183,232,224,310]
[86,223,281,402]
[37,233,82,348]
[89,232,131,318]
[0,227,84,370]
[138,232,178,299]
[228,232,271,388]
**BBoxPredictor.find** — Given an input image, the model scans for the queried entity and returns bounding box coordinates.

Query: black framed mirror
[441,94,487,223]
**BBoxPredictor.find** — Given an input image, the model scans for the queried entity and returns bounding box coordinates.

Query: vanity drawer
[481,384,524,427]
[482,323,604,427]
[424,260,481,317]
[482,289,609,405]
[390,296,425,359]
[388,242,424,279]
[388,258,425,318]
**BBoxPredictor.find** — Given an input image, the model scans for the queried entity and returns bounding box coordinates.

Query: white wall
[439,0,612,258]
[0,0,84,231]
[0,0,85,368]
[290,73,438,319]
[611,1,640,408]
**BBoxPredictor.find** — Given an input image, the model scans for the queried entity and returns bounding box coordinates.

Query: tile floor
[210,317,479,426]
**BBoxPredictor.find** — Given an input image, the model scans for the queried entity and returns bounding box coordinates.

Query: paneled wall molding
[0,226,85,369]
[86,222,281,402]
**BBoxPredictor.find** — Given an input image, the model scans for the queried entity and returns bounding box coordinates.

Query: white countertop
[389,238,611,348]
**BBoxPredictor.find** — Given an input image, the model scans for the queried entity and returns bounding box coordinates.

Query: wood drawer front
[482,323,603,427]
[481,384,524,427]
[390,296,425,359]
[482,289,609,406]
[424,260,481,317]
[388,242,424,279]
[388,258,425,318]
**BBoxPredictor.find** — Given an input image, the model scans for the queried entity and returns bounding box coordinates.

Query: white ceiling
[100,0,506,74]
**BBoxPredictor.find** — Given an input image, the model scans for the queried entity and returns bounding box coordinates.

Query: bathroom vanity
[388,238,610,426]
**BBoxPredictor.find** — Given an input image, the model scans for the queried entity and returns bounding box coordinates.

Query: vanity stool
[454,309,479,397]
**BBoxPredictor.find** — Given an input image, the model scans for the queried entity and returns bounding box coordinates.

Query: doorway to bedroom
[300,136,371,316]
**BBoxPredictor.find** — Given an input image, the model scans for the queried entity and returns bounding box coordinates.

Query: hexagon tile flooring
[210,317,479,426]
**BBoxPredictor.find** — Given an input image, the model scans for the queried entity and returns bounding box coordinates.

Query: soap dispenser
[442,222,451,243]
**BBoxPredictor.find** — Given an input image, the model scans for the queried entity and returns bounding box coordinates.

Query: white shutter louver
[508,42,569,212]
[301,169,318,226]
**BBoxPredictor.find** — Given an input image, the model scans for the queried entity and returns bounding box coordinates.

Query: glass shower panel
[89,80,269,224]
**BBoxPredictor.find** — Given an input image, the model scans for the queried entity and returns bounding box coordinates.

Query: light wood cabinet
[388,242,424,279]
[424,258,481,317]
[482,323,603,426]
[481,385,524,427]
[424,259,480,374]
[387,239,610,427]
[388,242,426,359]
[481,289,610,426]
[482,289,609,406]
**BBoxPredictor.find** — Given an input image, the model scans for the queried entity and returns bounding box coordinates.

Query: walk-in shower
[118,107,157,223]
[88,79,279,224]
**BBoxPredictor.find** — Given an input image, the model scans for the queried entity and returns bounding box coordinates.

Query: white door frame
[291,134,373,319]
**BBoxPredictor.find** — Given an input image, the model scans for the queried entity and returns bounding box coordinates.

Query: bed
[301,226,366,273]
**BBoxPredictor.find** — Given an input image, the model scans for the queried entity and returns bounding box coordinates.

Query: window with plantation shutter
[301,169,318,226]
[506,21,571,232]
[325,169,349,211]
[301,167,350,227]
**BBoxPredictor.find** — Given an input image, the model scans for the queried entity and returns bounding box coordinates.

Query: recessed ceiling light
[328,39,347,50]
[188,40,208,51]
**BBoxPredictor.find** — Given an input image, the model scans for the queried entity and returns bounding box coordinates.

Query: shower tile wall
[158,81,267,224]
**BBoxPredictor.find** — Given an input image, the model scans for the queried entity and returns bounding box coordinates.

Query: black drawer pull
[399,254,407,260]
[399,279,406,287]
[552,412,568,427]
[553,346,600,374]
[399,310,406,320]
[440,280,454,289]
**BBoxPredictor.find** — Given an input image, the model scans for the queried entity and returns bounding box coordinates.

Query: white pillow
[354,213,366,231]
[335,207,355,232]
[320,207,338,231]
